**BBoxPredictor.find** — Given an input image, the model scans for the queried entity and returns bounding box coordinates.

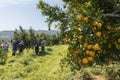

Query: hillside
[0,30,59,40]
[0,31,14,40]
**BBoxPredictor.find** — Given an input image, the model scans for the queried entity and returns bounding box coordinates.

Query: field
[0,45,120,80]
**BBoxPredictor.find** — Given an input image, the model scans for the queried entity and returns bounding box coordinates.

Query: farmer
[41,39,46,52]
[34,38,40,55]
[19,40,24,53]
[12,40,17,56]
[3,42,9,52]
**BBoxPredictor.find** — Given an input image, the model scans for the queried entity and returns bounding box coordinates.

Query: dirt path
[91,75,103,80]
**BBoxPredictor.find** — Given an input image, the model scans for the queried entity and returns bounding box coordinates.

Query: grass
[0,45,120,80]
[0,45,74,80]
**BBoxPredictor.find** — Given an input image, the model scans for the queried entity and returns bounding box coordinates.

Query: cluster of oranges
[69,47,94,64]
[77,14,88,22]
[92,21,102,29]
[60,2,120,67]
[80,43,101,64]
[67,15,102,64]
[69,42,102,64]
[66,12,120,65]
[74,8,89,22]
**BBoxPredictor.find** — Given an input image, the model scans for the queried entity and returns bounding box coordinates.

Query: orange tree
[37,0,120,66]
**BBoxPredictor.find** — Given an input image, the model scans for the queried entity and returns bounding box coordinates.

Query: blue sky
[0,0,63,31]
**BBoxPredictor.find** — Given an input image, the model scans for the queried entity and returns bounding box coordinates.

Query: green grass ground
[0,45,74,80]
[0,45,120,80]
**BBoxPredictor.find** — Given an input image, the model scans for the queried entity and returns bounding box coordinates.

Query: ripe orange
[87,45,92,50]
[89,51,95,56]
[92,21,98,27]
[87,57,93,61]
[93,44,101,51]
[77,14,84,20]
[83,17,88,22]
[82,58,88,64]
[85,50,90,55]
[74,50,79,54]
[117,38,120,43]
[82,43,88,48]
[78,35,83,40]
[96,32,101,37]
[97,23,102,29]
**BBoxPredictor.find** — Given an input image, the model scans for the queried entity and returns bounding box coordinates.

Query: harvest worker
[34,38,40,55]
[12,40,17,56]
[41,39,46,52]
[3,42,9,52]
[19,40,24,53]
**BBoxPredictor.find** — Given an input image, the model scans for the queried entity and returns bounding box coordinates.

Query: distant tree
[13,28,19,40]
[0,46,7,64]
[39,31,47,39]
[28,27,35,48]
[13,26,29,48]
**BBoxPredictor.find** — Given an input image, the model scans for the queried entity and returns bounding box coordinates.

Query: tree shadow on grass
[46,48,53,51]
[38,51,51,56]
[31,50,51,57]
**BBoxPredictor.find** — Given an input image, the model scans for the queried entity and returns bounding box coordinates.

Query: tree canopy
[37,0,120,66]
[37,0,120,32]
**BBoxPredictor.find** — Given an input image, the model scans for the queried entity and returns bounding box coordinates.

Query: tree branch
[102,14,120,17]
[112,10,120,14]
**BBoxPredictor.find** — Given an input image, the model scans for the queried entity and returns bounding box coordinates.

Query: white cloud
[0,0,36,7]
[0,0,63,7]
[42,0,63,8]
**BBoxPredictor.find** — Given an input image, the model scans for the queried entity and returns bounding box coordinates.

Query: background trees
[13,26,60,48]
[37,0,120,66]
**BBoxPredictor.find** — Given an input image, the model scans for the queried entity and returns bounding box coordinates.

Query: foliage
[90,68,103,75]
[37,31,60,45]
[13,26,31,48]
[105,68,120,80]
[0,46,7,64]
[37,0,120,67]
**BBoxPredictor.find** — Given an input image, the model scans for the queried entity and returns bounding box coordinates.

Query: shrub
[0,46,7,64]
[105,68,120,80]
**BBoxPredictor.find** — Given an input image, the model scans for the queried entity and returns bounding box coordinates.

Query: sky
[0,0,63,31]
